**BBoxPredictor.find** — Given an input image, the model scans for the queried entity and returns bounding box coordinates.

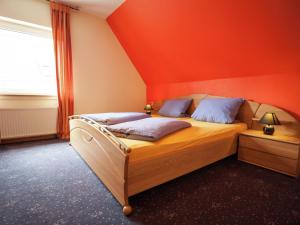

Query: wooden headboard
[152,94,300,137]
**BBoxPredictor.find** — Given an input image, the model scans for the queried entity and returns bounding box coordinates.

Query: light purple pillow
[159,99,192,117]
[191,97,244,124]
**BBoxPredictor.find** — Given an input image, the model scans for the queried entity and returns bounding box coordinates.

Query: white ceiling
[56,0,125,19]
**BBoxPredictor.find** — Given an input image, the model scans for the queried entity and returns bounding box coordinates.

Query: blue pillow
[192,97,244,124]
[159,99,192,117]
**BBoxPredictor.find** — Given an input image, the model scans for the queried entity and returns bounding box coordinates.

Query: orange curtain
[50,2,74,139]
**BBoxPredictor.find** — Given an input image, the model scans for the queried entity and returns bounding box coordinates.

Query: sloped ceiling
[107,0,300,85]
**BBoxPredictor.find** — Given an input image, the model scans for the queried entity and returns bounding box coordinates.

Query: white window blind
[0,16,57,96]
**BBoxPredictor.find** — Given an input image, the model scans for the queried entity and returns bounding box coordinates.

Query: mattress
[119,116,248,162]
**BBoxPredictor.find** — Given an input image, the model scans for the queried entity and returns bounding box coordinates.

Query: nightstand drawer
[239,147,298,176]
[239,136,299,160]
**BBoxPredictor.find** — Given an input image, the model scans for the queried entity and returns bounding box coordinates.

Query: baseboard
[0,134,57,144]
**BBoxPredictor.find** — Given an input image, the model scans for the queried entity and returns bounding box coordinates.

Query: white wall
[0,0,146,113]
[0,0,51,27]
[71,11,145,113]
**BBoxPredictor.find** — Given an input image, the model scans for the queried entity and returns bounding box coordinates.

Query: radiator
[0,108,58,140]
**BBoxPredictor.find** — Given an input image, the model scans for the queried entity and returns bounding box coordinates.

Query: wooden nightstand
[238,130,300,177]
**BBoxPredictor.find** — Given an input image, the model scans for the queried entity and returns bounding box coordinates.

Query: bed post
[122,149,133,216]
[69,116,133,215]
[123,205,133,215]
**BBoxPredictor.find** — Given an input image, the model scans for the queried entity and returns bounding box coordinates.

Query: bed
[69,94,300,215]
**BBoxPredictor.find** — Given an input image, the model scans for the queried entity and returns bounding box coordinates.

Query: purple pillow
[159,99,192,117]
[191,97,244,124]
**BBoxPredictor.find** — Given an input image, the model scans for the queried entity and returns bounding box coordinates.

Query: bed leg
[122,205,133,216]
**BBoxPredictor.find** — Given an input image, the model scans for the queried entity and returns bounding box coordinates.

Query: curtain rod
[46,0,80,11]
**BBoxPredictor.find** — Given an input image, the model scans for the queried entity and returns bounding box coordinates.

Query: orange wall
[148,74,300,120]
[108,0,300,119]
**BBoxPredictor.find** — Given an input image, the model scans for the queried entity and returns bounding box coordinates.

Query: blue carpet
[0,139,300,225]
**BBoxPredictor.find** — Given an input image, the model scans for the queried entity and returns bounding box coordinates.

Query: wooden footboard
[69,116,132,215]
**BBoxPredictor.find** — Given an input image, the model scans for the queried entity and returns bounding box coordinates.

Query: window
[0,16,56,96]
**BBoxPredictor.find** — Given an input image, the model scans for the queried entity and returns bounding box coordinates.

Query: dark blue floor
[1,140,300,225]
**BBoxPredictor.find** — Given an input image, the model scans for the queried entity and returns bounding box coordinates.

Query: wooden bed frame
[69,94,300,215]
[69,115,240,215]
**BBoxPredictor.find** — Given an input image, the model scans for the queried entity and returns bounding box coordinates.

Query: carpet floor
[0,139,300,225]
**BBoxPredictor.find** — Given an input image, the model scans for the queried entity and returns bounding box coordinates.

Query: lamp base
[146,111,151,115]
[263,125,274,135]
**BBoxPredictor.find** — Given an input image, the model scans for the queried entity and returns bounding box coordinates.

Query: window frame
[0,16,57,97]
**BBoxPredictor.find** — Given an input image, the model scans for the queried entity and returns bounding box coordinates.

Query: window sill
[0,95,58,109]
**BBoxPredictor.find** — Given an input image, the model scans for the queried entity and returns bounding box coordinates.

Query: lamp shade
[144,104,153,110]
[259,112,280,125]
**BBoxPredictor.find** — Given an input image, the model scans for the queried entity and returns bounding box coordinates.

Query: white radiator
[0,108,58,140]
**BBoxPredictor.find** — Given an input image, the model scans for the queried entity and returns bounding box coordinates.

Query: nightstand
[238,130,300,177]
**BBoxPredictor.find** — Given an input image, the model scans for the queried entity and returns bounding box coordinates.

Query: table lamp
[144,104,153,115]
[259,112,280,135]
